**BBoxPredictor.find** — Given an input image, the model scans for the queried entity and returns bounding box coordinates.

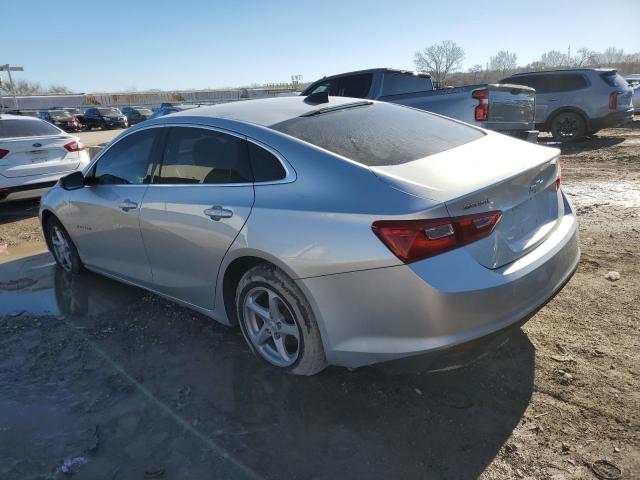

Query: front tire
[45,217,84,274]
[550,111,586,141]
[236,264,327,375]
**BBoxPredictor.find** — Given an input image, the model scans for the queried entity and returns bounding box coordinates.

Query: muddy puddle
[0,244,141,318]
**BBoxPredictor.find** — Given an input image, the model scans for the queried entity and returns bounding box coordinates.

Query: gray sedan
[39,96,579,375]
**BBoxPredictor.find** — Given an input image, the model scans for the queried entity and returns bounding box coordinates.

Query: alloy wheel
[242,286,301,367]
[50,225,73,272]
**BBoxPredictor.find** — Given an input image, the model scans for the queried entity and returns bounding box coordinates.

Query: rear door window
[158,127,252,184]
[0,118,61,139]
[381,72,433,96]
[503,74,587,93]
[547,74,588,92]
[270,102,484,166]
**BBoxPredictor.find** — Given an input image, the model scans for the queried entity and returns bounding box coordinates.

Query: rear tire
[236,264,327,375]
[550,111,586,141]
[45,217,84,274]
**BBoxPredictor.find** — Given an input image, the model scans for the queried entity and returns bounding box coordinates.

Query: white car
[0,114,90,202]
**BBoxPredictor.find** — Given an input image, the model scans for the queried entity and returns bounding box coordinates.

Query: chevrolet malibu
[39,95,579,375]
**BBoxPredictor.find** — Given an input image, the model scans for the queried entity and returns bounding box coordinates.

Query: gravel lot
[0,122,638,479]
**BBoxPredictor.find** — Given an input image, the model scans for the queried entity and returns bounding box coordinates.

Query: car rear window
[381,72,433,96]
[600,71,628,89]
[270,102,484,166]
[0,118,61,139]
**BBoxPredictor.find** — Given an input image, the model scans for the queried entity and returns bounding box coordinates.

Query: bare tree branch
[414,40,465,85]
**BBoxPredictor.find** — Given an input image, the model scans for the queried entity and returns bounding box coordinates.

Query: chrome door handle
[118,200,138,212]
[204,205,233,221]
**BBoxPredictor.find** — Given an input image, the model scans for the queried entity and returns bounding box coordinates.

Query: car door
[139,125,255,309]
[67,127,164,285]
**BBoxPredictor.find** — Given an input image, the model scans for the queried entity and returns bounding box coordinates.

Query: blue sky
[3,0,639,92]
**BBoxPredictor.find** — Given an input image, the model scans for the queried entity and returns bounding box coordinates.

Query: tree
[49,84,71,94]
[573,48,598,67]
[14,79,44,94]
[414,40,465,85]
[599,47,625,65]
[539,50,568,68]
[468,64,484,83]
[526,61,547,71]
[489,51,517,77]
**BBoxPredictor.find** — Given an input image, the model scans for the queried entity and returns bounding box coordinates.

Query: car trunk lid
[370,133,563,268]
[0,135,80,178]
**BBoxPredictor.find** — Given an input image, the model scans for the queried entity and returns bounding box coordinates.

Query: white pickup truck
[302,68,538,141]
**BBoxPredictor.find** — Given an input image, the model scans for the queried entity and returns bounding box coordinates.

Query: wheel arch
[220,251,301,326]
[544,106,591,131]
[40,209,56,251]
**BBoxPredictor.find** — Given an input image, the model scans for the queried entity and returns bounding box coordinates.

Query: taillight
[609,91,619,110]
[0,149,9,159]
[472,88,489,121]
[64,140,85,152]
[372,211,502,264]
[556,162,562,190]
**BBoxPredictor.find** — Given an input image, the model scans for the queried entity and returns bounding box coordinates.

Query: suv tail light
[64,140,85,152]
[609,91,619,110]
[472,88,489,121]
[0,149,9,159]
[372,211,502,264]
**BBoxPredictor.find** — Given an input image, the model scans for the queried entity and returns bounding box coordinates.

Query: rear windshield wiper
[301,100,373,118]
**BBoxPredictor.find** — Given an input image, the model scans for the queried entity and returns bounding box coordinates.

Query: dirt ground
[0,121,638,479]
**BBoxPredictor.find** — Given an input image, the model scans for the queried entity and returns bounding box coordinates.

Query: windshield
[98,108,121,116]
[270,102,484,166]
[49,111,71,118]
[136,108,152,115]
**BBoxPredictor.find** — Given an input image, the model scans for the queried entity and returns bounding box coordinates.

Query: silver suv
[501,69,634,140]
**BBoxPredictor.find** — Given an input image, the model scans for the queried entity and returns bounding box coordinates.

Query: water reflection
[0,248,141,318]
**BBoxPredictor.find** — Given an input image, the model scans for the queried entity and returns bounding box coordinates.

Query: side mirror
[60,171,85,190]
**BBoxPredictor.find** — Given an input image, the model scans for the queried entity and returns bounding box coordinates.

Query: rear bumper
[590,108,634,130]
[0,180,58,202]
[300,193,579,368]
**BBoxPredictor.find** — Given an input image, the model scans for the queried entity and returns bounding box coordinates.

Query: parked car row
[304,67,635,142]
[1,104,197,133]
[5,66,634,374]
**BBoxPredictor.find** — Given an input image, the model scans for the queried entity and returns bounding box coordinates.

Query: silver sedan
[39,96,579,375]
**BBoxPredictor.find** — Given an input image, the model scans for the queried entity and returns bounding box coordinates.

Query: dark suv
[501,69,634,140]
[83,107,128,130]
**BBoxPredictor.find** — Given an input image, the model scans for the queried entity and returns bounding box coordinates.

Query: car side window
[333,74,373,98]
[158,127,252,185]
[93,129,158,185]
[248,142,286,182]
[308,81,332,95]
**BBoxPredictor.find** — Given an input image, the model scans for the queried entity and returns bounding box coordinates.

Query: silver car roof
[166,96,366,127]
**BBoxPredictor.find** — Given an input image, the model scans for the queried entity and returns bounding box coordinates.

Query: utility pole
[1,64,24,110]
